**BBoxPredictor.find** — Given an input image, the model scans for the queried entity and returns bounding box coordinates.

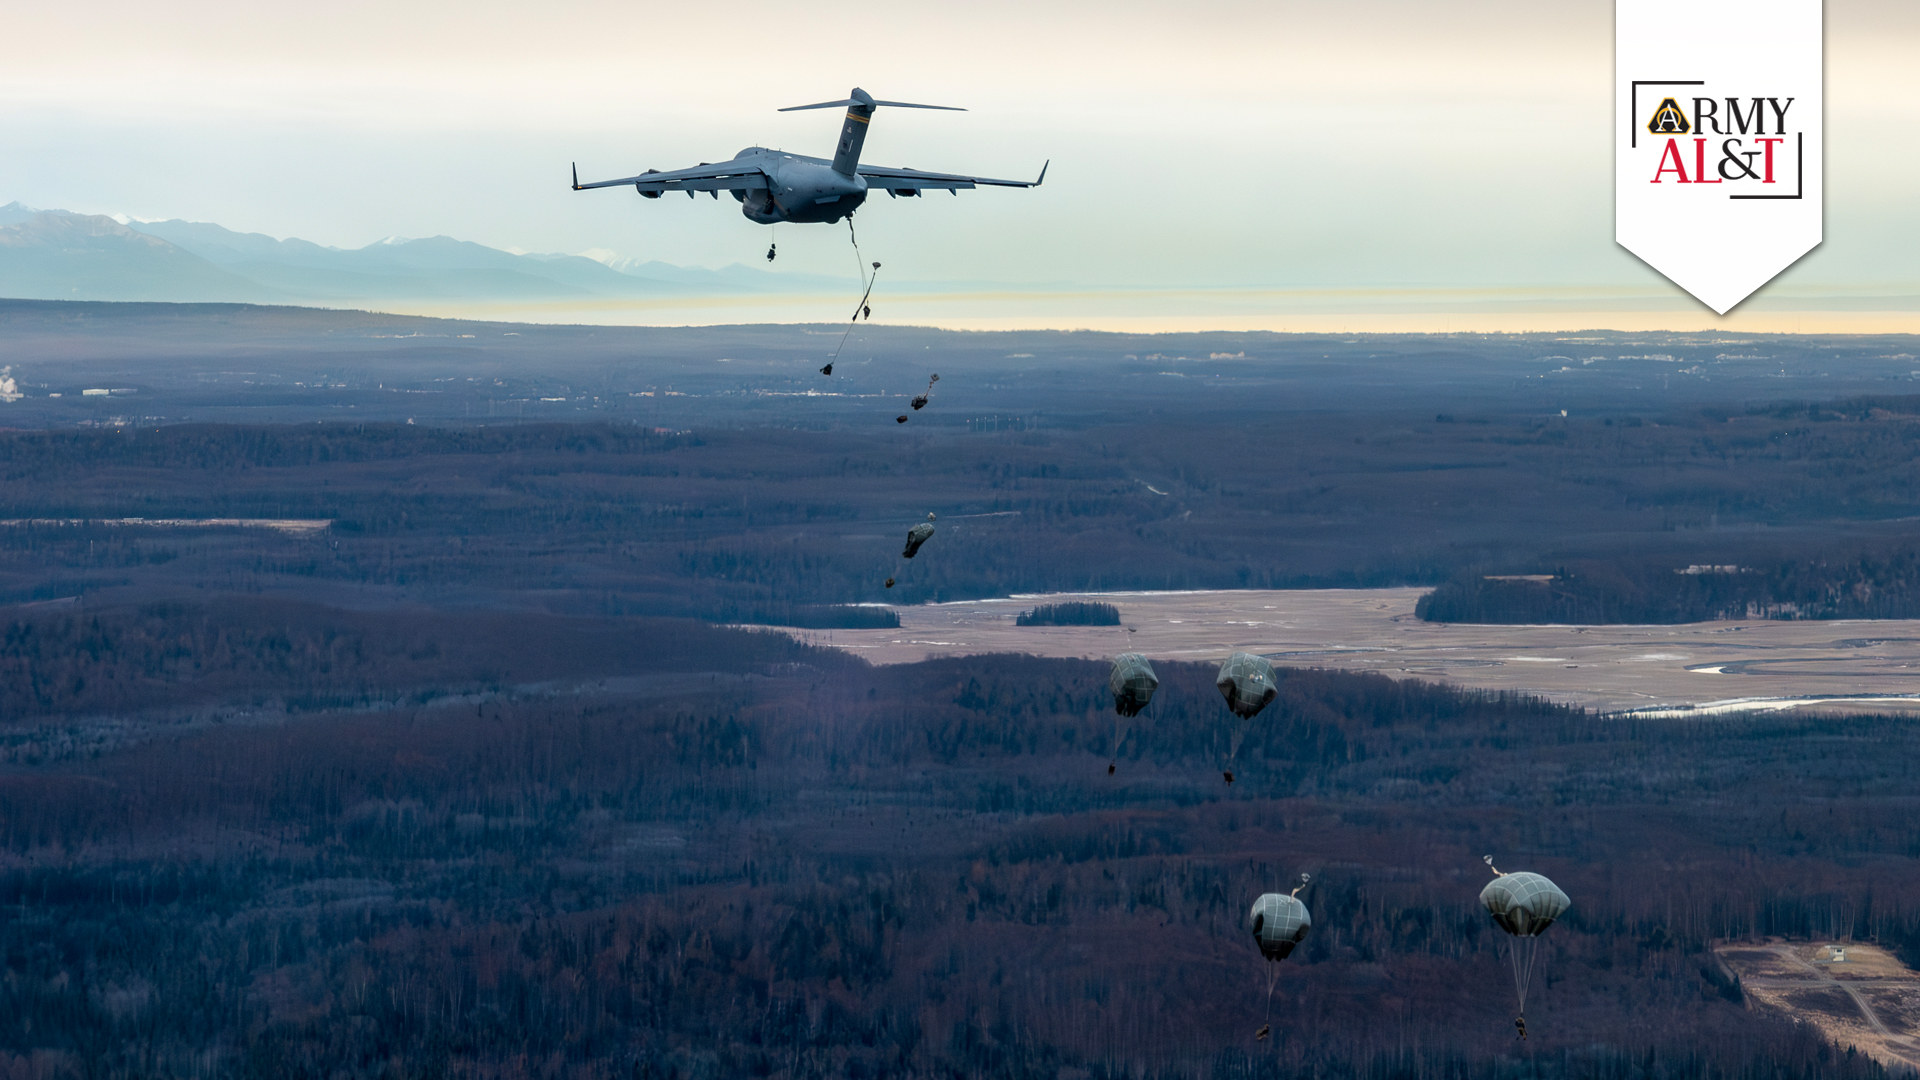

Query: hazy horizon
[2,3,1915,309]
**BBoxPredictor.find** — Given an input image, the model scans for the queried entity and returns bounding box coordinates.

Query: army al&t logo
[1615,0,1822,314]
[1634,89,1803,196]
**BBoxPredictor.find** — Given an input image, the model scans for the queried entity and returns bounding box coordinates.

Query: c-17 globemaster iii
[570,87,1046,226]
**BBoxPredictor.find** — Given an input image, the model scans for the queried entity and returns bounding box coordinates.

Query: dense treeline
[0,421,698,475]
[0,612,1916,1076]
[9,404,1920,619]
[1017,601,1121,626]
[1419,542,1920,624]
[8,341,1920,1075]
[0,598,855,720]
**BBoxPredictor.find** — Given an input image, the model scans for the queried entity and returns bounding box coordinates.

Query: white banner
[1615,0,1822,314]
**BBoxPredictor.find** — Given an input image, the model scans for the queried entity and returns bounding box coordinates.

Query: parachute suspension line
[827,261,883,369]
[1108,633,1120,773]
[824,219,881,375]
[1223,717,1253,784]
[848,217,868,290]
[1112,684,1139,775]
[1508,935,1540,1015]
[1266,960,1281,1025]
[1111,660,1149,776]
[845,219,881,322]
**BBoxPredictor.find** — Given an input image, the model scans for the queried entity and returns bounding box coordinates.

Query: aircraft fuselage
[730,148,868,225]
[574,90,1042,224]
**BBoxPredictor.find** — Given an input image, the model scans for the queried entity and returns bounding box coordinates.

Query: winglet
[571,162,580,191]
[1034,160,1049,187]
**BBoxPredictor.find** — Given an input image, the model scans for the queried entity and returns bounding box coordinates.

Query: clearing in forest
[1717,941,1920,1070]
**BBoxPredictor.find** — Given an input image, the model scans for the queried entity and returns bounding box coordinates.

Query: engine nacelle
[740,189,787,225]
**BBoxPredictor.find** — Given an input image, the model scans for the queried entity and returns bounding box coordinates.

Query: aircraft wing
[572,160,770,194]
[857,160,1048,191]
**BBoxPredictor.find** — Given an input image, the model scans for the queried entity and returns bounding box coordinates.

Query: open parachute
[1217,652,1278,718]
[1249,890,1311,962]
[1109,653,1157,718]
[1479,857,1570,1039]
[1105,653,1158,775]
[1217,652,1278,783]
[1248,874,1312,1040]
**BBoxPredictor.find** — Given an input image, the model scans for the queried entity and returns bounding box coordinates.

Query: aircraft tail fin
[778,88,965,177]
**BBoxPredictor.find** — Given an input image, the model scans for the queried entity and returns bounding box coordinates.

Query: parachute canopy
[1217,652,1278,719]
[1480,872,1571,937]
[1109,653,1158,718]
[1249,892,1311,961]
[902,520,936,558]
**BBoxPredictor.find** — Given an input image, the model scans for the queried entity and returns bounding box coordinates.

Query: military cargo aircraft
[571,87,1046,226]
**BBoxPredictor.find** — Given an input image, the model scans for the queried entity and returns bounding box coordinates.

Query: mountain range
[0,202,848,306]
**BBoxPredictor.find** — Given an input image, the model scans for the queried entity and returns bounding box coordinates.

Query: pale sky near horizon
[1,0,1915,296]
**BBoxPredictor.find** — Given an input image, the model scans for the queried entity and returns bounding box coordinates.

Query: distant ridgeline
[1017,601,1122,627]
[1420,549,1920,624]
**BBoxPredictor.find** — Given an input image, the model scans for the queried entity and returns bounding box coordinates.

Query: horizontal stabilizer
[779,98,965,113]
[870,99,964,111]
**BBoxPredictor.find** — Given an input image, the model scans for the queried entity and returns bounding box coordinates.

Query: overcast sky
[1,0,1914,296]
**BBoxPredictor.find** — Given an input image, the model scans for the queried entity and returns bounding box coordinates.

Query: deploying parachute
[1216,652,1278,783]
[1479,857,1570,1039]
[1106,653,1158,775]
[911,373,939,411]
[823,260,883,377]
[887,513,938,589]
[903,515,936,558]
[1249,874,1312,1040]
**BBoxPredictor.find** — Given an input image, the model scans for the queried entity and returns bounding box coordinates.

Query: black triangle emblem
[1647,97,1691,135]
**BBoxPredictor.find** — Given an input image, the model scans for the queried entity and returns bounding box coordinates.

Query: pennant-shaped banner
[1616,0,1822,314]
